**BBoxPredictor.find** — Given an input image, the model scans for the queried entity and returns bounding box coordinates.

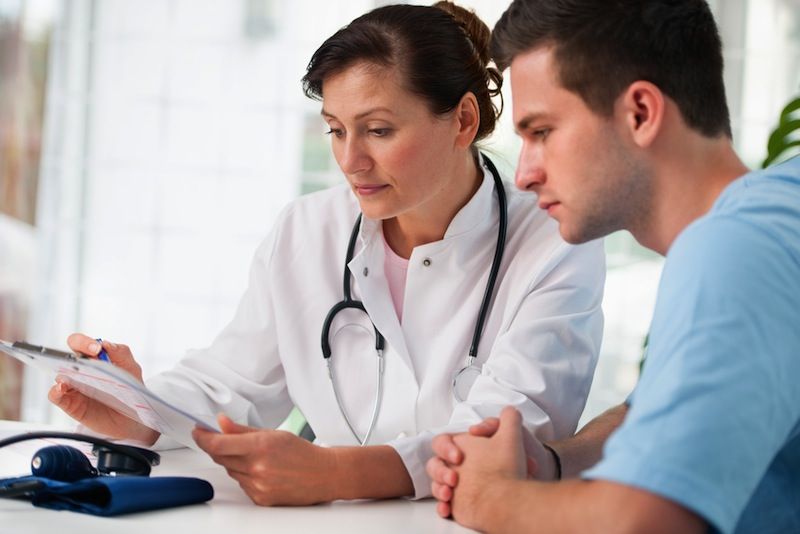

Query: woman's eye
[369,128,391,137]
[325,128,344,138]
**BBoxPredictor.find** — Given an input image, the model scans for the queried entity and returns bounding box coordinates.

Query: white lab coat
[147,155,605,497]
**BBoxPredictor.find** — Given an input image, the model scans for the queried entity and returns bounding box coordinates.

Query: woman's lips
[354,184,389,196]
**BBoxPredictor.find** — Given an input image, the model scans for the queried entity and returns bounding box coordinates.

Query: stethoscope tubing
[468,155,508,361]
[321,215,386,360]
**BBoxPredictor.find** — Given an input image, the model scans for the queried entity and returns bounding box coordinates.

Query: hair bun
[433,1,491,65]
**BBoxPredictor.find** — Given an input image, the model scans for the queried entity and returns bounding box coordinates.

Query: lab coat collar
[444,152,498,239]
[346,234,416,385]
[345,152,500,386]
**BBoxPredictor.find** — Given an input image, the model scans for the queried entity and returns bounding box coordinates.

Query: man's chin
[556,222,580,244]
[560,232,588,245]
[558,222,602,245]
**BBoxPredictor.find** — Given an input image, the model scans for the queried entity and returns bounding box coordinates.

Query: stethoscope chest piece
[452,356,483,402]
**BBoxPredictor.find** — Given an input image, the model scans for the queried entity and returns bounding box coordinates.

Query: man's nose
[515,143,545,191]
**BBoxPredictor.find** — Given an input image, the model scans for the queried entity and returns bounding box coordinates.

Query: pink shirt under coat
[383,233,409,323]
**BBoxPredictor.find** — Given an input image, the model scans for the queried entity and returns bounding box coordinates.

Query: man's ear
[454,92,481,149]
[618,81,665,148]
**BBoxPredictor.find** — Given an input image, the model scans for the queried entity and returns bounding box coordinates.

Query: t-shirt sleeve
[583,216,800,534]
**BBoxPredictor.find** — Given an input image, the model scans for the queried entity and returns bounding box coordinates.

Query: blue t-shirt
[584,157,800,534]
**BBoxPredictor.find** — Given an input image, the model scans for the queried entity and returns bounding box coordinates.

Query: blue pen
[95,338,110,362]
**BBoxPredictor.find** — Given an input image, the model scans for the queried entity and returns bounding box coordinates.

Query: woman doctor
[49,2,605,505]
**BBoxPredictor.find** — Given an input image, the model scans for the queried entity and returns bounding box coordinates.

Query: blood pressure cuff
[0,475,214,516]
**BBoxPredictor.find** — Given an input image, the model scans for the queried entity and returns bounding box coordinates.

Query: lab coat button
[363,267,369,276]
[423,258,432,267]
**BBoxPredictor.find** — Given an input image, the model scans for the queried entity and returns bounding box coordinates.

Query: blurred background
[1,0,798,427]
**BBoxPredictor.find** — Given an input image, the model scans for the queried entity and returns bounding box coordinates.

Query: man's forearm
[330,445,415,500]
[478,479,604,534]
[550,403,628,478]
[472,477,705,534]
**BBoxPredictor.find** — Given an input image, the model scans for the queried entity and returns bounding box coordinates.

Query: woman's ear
[454,92,481,149]
[618,81,665,148]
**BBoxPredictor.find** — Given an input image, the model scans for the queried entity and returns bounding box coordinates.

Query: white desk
[0,421,475,533]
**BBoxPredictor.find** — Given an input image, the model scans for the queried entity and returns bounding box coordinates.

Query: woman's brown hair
[302,2,503,143]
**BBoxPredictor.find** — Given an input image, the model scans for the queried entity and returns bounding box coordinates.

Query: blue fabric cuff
[1,475,213,516]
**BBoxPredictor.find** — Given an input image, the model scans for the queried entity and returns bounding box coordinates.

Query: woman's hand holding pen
[193,414,339,506]
[47,332,160,445]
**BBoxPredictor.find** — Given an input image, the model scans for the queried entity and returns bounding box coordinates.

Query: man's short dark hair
[491,0,732,138]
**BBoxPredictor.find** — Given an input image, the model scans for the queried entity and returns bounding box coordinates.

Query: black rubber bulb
[31,445,98,481]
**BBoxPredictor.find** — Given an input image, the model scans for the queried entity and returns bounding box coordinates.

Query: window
[0,0,56,420]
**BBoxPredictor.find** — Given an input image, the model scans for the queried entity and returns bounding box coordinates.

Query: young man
[426,1,800,533]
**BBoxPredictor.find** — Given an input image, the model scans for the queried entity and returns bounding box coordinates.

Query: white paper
[0,340,220,449]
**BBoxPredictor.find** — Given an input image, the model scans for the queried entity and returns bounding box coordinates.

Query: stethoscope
[321,154,507,445]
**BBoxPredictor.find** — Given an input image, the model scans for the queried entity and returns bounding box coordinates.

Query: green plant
[762,95,800,168]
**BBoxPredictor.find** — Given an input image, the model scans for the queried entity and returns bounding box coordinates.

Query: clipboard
[0,340,219,448]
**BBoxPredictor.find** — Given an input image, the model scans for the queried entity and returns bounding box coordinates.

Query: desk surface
[0,421,474,534]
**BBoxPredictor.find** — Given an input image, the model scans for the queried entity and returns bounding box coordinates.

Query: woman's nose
[338,138,372,175]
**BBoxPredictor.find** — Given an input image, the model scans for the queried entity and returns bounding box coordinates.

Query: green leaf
[778,97,800,125]
[763,139,800,168]
[763,108,800,168]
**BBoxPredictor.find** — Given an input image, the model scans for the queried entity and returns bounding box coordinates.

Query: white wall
[24,0,375,421]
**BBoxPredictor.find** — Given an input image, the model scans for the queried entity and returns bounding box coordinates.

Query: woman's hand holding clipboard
[0,336,219,449]
[47,334,160,446]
